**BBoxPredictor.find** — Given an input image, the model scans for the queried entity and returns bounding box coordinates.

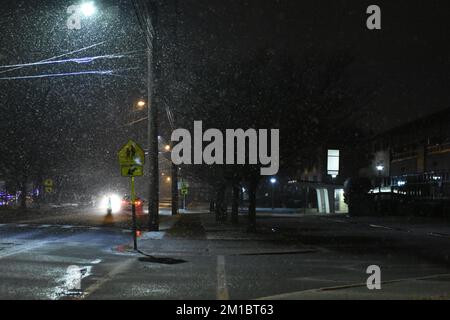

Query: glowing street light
[164,145,171,152]
[136,100,146,109]
[270,178,277,210]
[376,163,384,193]
[81,2,96,17]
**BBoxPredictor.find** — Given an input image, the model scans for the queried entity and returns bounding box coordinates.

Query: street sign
[119,140,145,177]
[118,140,146,251]
[119,140,145,167]
[121,165,144,177]
[178,181,189,190]
[180,181,189,196]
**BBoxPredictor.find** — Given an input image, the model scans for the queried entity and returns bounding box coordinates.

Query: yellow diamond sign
[119,140,145,177]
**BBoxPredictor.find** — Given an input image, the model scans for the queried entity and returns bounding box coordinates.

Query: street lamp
[80,2,96,17]
[376,164,384,193]
[136,100,146,110]
[164,145,171,152]
[270,178,277,210]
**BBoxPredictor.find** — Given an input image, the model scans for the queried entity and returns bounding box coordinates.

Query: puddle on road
[46,264,94,300]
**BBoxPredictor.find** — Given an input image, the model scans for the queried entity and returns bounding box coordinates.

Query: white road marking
[89,227,100,230]
[16,224,29,227]
[216,255,229,300]
[34,255,102,265]
[0,241,47,259]
[369,224,394,230]
[61,225,74,229]
[0,224,5,227]
[38,225,52,228]
[428,232,450,239]
[80,258,135,299]
[140,231,165,240]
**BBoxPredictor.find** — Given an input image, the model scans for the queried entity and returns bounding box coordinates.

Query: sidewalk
[134,212,316,257]
[325,215,450,239]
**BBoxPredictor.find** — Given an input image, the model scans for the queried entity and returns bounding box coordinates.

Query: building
[363,107,450,178]
[361,107,450,201]
[277,141,367,214]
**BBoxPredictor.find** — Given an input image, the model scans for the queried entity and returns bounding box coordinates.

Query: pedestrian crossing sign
[118,140,145,167]
[119,140,145,177]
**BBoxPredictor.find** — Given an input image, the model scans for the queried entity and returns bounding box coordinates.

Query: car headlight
[99,194,122,214]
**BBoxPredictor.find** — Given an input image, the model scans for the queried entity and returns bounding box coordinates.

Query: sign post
[131,176,137,250]
[179,180,189,211]
[44,178,53,194]
[119,140,145,251]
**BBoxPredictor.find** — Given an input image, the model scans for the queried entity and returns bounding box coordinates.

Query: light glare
[99,194,121,214]
[81,2,96,17]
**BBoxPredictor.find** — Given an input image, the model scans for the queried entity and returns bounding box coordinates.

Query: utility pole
[131,0,160,230]
[170,0,179,216]
[271,183,275,210]
[171,162,179,215]
[147,3,159,231]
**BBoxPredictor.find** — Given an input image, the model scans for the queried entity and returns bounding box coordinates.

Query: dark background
[0,0,449,185]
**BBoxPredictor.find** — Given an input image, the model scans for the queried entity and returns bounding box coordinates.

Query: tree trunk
[19,179,27,210]
[209,185,215,214]
[231,180,240,224]
[215,182,227,222]
[171,163,179,215]
[247,178,258,232]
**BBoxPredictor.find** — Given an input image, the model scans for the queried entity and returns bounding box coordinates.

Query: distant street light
[164,145,171,152]
[376,164,384,193]
[270,178,277,210]
[80,2,96,17]
[136,100,146,109]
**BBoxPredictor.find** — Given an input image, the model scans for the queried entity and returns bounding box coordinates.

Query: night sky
[0,0,449,182]
[175,0,450,131]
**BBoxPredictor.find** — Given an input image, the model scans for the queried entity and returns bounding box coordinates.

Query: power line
[0,41,106,75]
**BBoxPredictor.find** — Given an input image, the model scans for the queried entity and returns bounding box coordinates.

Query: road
[1,208,450,299]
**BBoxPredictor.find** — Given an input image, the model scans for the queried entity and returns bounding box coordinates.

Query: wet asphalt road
[1,210,450,299]
[0,222,132,299]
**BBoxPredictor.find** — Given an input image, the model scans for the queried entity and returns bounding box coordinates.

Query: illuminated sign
[327,149,340,178]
